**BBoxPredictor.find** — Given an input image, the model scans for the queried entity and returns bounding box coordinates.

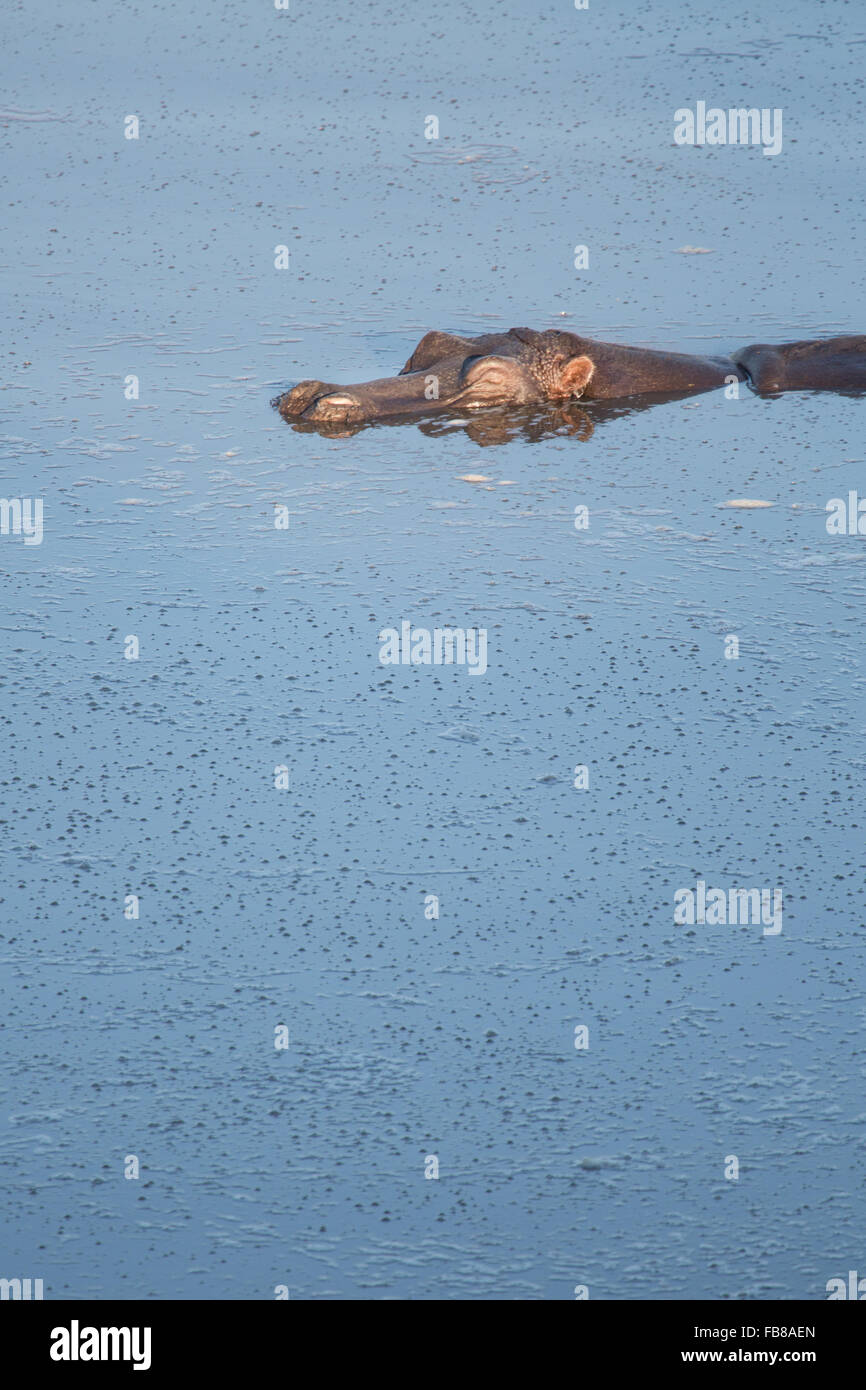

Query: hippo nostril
[304,392,364,423]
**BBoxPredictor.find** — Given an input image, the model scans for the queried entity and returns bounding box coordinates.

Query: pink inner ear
[558,354,595,396]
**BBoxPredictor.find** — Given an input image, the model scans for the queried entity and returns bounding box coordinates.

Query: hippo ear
[555,354,595,399]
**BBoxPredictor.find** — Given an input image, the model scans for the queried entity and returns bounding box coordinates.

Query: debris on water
[459,474,493,483]
[675,245,713,253]
[440,725,482,743]
[720,498,775,508]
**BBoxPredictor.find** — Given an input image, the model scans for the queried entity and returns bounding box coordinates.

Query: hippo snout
[273,380,368,424]
[273,380,329,419]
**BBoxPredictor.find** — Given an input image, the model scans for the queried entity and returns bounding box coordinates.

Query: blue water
[1,0,864,1299]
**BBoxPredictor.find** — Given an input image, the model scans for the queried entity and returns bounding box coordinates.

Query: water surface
[1,0,864,1299]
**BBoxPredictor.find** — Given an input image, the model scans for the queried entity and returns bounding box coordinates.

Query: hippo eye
[463,357,508,382]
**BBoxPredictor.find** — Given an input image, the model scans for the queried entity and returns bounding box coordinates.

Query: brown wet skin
[273,328,866,428]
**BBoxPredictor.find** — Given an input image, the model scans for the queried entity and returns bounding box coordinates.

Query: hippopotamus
[273,328,866,430]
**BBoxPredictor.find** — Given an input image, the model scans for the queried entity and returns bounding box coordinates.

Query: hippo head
[273,327,596,428]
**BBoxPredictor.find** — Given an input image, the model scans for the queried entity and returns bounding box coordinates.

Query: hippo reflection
[273,327,866,432]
